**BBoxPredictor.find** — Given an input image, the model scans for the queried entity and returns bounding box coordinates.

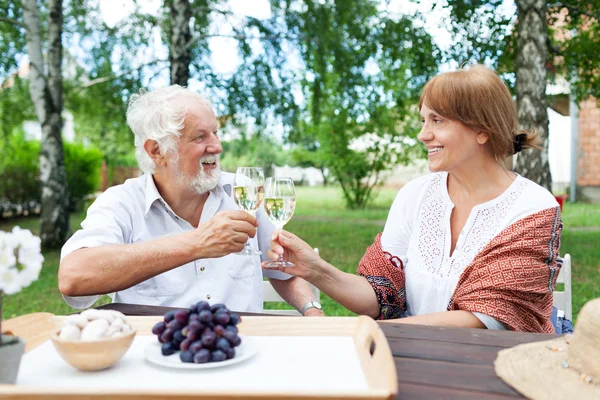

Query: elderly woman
[265,65,562,333]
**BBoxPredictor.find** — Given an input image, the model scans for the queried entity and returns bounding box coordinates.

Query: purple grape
[187,320,202,332]
[216,337,231,352]
[171,340,181,350]
[180,351,194,363]
[201,330,217,348]
[188,313,201,323]
[213,325,225,337]
[152,321,166,336]
[231,335,241,347]
[199,310,212,323]
[180,338,192,352]
[161,342,176,356]
[211,350,227,362]
[225,325,238,334]
[173,329,185,343]
[229,313,240,325]
[174,310,190,324]
[196,301,210,312]
[189,340,203,354]
[222,329,237,344]
[225,348,235,360]
[210,303,226,312]
[160,328,175,343]
[214,312,230,325]
[164,310,176,323]
[193,349,211,364]
[186,328,200,341]
[167,319,183,331]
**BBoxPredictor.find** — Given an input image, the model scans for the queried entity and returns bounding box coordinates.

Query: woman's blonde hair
[418,65,541,161]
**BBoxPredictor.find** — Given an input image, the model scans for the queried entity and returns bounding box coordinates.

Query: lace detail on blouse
[417,173,528,277]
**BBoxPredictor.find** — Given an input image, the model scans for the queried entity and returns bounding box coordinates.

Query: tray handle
[353,316,398,398]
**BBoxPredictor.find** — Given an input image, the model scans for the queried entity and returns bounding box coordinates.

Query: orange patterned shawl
[357,207,562,333]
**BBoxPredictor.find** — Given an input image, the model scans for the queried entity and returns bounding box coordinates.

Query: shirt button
[206,294,211,299]
[200,266,205,272]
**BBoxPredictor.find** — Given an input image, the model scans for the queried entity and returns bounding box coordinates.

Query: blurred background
[1,0,599,320]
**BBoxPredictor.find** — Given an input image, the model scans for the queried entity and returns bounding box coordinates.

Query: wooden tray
[1,313,397,399]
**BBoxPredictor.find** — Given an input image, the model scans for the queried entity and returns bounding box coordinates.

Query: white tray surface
[17,335,369,393]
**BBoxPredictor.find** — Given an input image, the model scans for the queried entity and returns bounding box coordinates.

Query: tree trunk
[514,0,552,191]
[169,0,192,86]
[23,0,69,248]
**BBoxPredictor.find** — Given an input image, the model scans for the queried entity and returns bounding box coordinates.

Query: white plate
[144,335,258,369]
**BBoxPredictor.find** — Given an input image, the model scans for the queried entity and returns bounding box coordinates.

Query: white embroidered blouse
[380,172,558,327]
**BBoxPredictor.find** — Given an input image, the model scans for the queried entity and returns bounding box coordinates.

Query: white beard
[175,155,221,194]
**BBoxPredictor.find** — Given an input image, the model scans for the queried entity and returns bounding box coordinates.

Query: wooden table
[97,303,555,400]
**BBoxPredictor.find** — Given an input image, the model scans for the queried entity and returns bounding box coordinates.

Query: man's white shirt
[61,172,290,311]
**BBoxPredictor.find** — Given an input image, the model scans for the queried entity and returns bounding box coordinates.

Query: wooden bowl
[50,329,137,371]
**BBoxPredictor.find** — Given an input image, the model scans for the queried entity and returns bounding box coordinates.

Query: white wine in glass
[233,167,265,256]
[263,177,296,268]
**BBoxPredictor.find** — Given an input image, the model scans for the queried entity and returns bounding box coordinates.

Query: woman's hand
[262,230,324,283]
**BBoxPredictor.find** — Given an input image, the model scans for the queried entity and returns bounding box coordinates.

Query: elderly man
[58,85,323,316]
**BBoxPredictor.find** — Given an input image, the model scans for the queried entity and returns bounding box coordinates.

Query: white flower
[12,227,41,252]
[18,247,44,270]
[0,245,16,271]
[0,231,18,251]
[0,227,43,295]
[18,267,40,289]
[0,268,22,295]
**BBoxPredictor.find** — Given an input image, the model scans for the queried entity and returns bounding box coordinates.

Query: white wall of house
[23,111,75,143]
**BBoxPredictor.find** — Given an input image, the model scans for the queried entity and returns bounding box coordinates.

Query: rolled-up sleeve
[60,190,132,309]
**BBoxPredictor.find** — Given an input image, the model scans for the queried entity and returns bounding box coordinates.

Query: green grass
[1,187,599,323]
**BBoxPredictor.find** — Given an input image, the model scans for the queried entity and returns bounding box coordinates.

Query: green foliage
[0,0,26,78]
[220,136,293,176]
[0,77,35,138]
[0,133,103,211]
[549,1,600,102]
[261,0,439,208]
[444,1,600,102]
[63,142,103,211]
[0,131,40,203]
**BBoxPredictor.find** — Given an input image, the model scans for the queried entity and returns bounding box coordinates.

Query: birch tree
[22,0,70,248]
[513,0,551,189]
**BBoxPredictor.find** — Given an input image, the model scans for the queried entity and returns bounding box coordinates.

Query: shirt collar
[144,174,163,215]
[143,173,230,215]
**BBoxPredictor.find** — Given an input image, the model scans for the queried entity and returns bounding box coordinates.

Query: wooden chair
[263,248,321,316]
[553,254,572,320]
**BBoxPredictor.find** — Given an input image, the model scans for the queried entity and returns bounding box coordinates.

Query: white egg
[80,309,103,321]
[106,318,124,336]
[58,323,81,340]
[62,314,88,329]
[80,318,110,341]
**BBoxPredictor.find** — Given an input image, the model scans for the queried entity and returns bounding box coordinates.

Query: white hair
[126,85,215,173]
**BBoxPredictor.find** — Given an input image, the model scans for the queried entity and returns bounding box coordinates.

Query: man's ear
[477,131,490,145]
[143,140,166,167]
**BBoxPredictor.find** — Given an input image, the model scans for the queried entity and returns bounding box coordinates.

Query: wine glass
[263,177,296,268]
[233,167,265,256]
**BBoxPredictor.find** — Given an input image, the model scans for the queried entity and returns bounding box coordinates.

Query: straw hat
[495,298,600,400]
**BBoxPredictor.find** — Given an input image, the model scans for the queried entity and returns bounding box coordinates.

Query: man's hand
[303,308,324,317]
[192,210,258,259]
